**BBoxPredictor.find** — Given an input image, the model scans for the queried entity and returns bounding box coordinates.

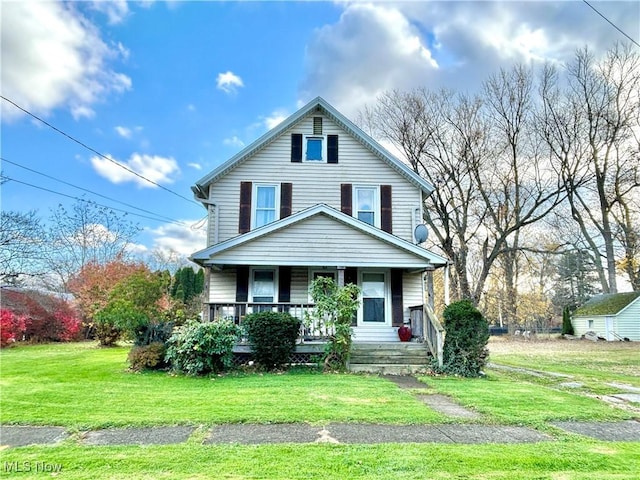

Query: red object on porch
[398,325,412,342]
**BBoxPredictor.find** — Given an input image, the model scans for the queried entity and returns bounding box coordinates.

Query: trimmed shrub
[128,342,167,371]
[244,311,301,370]
[437,299,489,377]
[165,320,240,375]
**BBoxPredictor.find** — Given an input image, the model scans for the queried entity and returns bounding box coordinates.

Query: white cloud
[300,3,438,118]
[216,71,244,94]
[187,162,202,170]
[1,1,131,122]
[223,135,245,148]
[149,221,207,258]
[90,0,130,25]
[114,125,143,139]
[115,126,132,139]
[91,153,180,188]
[300,2,640,118]
[263,110,288,130]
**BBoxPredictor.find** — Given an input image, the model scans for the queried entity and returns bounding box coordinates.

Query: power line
[2,174,197,227]
[1,156,188,226]
[0,95,199,205]
[582,0,640,48]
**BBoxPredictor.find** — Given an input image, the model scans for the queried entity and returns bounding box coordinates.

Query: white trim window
[304,135,327,162]
[250,268,277,303]
[253,184,279,228]
[354,186,379,227]
[361,271,387,324]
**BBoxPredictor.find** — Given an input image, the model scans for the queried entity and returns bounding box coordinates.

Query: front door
[359,272,389,326]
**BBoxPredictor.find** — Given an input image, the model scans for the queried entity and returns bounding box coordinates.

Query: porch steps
[348,342,433,375]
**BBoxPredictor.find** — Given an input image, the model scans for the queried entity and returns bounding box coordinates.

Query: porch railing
[409,304,445,368]
[208,303,333,342]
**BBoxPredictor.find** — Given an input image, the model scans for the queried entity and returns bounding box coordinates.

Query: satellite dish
[414,224,428,244]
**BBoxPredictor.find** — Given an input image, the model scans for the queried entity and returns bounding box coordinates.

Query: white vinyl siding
[572,298,640,341]
[208,214,432,267]
[207,114,421,245]
[208,268,236,303]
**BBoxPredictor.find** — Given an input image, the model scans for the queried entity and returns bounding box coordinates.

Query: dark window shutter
[345,267,358,286]
[340,184,352,216]
[278,266,292,303]
[291,134,302,163]
[391,268,403,327]
[280,183,292,219]
[327,135,338,164]
[345,267,358,326]
[238,181,252,234]
[381,184,392,233]
[236,266,249,302]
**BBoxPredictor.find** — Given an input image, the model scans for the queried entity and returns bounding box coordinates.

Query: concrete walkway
[2,421,640,448]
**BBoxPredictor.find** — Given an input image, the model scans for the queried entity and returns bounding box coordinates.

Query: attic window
[313,117,323,135]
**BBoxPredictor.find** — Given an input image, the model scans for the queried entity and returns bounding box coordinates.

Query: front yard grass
[1,339,639,479]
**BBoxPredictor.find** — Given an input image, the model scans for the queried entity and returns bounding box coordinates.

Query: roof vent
[313,117,323,135]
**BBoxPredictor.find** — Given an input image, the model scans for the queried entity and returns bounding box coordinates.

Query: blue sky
[2,1,639,262]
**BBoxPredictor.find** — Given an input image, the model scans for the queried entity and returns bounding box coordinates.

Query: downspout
[199,199,219,245]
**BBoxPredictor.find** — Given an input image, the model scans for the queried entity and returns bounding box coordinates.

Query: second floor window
[254,184,278,228]
[354,186,378,227]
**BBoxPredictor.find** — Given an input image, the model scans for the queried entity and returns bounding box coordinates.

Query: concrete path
[3,421,640,448]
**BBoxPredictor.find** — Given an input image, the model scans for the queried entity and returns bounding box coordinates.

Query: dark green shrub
[165,320,241,375]
[133,321,175,346]
[128,342,167,371]
[561,306,574,335]
[244,311,301,370]
[436,299,489,377]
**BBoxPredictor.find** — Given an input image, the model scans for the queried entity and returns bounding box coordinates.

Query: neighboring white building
[572,292,640,341]
[190,97,448,344]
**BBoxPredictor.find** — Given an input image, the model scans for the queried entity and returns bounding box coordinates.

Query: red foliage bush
[1,309,27,347]
[0,288,82,344]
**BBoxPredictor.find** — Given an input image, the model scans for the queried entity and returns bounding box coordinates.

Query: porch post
[202,268,211,322]
[337,266,345,287]
[425,265,435,310]
[444,262,450,306]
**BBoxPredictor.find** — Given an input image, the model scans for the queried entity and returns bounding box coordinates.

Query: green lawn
[1,339,639,479]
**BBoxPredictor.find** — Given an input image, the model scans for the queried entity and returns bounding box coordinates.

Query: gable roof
[574,292,640,316]
[192,97,434,199]
[190,203,448,269]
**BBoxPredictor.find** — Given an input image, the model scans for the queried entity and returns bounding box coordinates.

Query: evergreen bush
[436,299,489,377]
[244,311,301,370]
[165,320,241,375]
[561,306,574,335]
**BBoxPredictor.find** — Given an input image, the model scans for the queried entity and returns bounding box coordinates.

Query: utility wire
[1,156,188,226]
[2,174,196,227]
[582,0,640,48]
[0,95,199,205]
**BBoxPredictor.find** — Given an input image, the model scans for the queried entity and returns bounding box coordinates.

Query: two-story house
[190,97,447,350]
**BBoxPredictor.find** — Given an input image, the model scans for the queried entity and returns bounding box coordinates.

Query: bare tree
[0,210,45,285]
[539,44,640,293]
[43,199,140,291]
[366,66,564,318]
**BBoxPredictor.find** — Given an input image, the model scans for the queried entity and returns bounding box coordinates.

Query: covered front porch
[209,301,445,370]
